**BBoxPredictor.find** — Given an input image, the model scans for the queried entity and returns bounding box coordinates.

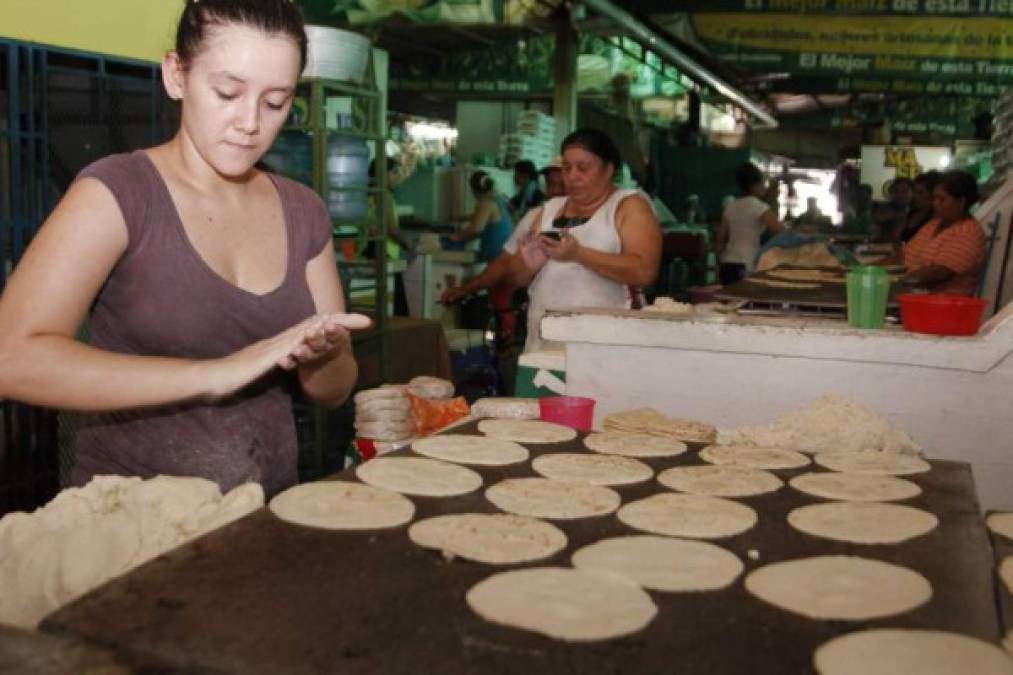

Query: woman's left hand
[286,313,357,368]
[540,232,581,262]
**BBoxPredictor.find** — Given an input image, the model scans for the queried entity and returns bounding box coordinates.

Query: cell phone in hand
[541,230,562,241]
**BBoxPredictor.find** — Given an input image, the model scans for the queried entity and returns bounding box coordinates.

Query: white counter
[542,305,1013,510]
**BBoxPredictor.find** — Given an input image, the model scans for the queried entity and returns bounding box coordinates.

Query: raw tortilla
[813,629,1013,675]
[787,502,938,544]
[407,376,454,400]
[478,419,577,444]
[410,434,529,466]
[745,278,820,289]
[987,512,1013,541]
[814,450,931,476]
[1001,556,1013,594]
[789,472,922,502]
[602,409,716,444]
[470,397,540,420]
[408,513,566,564]
[354,387,409,405]
[584,431,688,458]
[485,478,621,520]
[744,556,932,620]
[571,535,743,592]
[270,481,414,530]
[657,465,782,498]
[700,444,810,470]
[766,269,843,283]
[532,453,653,486]
[356,457,482,497]
[617,493,757,539]
[466,567,657,642]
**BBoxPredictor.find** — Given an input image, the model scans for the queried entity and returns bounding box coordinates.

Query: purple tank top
[71,151,331,498]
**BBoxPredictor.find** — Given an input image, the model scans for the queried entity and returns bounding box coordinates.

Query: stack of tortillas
[354,386,415,446]
[603,407,717,444]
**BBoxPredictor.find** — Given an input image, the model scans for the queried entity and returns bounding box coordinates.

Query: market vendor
[439,158,565,306]
[508,160,546,221]
[0,0,366,497]
[509,128,662,351]
[715,163,784,284]
[901,170,986,296]
[892,170,940,243]
[445,170,514,263]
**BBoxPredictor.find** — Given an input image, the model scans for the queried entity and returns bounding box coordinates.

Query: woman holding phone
[510,128,662,351]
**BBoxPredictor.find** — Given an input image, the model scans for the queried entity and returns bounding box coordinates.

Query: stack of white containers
[302,25,370,83]
[499,110,556,169]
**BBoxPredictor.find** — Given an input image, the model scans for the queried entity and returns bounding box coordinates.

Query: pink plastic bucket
[539,396,596,431]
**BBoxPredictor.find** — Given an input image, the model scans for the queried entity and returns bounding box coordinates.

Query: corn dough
[0,475,263,629]
[410,434,529,466]
[269,481,414,531]
[813,629,1013,675]
[789,471,921,502]
[700,444,810,470]
[356,457,482,497]
[485,478,621,520]
[787,502,938,544]
[657,465,783,498]
[583,431,688,458]
[617,493,757,539]
[466,567,657,641]
[532,453,654,486]
[408,513,566,564]
[744,555,932,620]
[571,535,743,592]
[719,395,922,456]
[477,419,577,444]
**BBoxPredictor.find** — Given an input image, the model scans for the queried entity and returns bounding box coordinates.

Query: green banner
[768,74,1007,96]
[634,0,1013,17]
[389,34,689,98]
[691,12,1013,88]
[776,96,991,138]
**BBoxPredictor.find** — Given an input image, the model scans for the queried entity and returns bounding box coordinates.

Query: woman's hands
[539,231,581,262]
[206,312,370,401]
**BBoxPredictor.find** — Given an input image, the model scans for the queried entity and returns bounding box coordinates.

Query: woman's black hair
[913,170,941,191]
[560,128,622,175]
[890,177,915,193]
[937,170,980,215]
[513,160,538,179]
[175,0,308,71]
[734,162,764,194]
[368,156,398,183]
[469,170,495,194]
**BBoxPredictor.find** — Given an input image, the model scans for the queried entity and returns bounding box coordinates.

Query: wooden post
[553,10,578,147]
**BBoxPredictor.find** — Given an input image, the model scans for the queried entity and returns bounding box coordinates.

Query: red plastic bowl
[896,294,987,336]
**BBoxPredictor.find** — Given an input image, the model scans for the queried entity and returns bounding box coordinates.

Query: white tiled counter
[542,305,1013,510]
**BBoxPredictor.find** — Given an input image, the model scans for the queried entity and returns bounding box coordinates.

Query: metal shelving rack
[301,51,389,382]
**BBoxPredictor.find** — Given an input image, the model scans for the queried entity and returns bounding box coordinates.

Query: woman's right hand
[519,231,549,272]
[204,312,371,401]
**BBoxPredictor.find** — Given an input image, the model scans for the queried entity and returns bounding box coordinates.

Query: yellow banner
[693,13,1012,60]
[0,0,184,63]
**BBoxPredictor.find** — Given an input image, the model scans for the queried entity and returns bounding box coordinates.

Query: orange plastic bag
[408,393,470,437]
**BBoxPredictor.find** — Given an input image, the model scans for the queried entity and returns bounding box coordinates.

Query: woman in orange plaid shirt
[902,170,986,297]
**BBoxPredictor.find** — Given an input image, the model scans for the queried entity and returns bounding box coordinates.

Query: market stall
[542,304,1013,511]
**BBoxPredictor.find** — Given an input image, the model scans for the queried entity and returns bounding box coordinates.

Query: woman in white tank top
[509,129,662,352]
